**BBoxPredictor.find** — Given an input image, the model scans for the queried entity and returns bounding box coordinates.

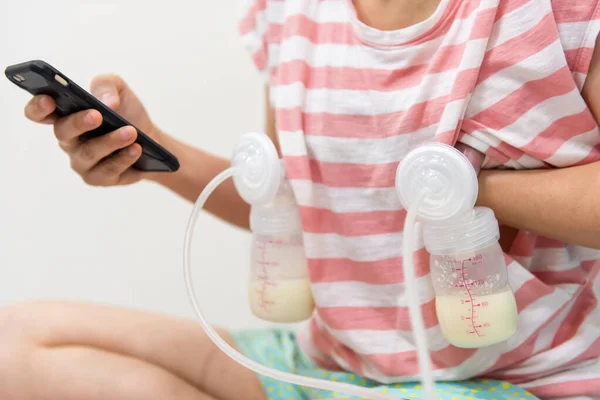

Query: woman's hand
[23,74,161,186]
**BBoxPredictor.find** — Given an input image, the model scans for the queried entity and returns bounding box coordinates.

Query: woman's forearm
[141,88,278,231]
[145,132,250,230]
[476,162,600,249]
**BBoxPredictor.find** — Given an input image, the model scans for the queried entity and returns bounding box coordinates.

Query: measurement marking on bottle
[257,239,279,312]
[256,261,278,267]
[454,279,485,288]
[461,259,481,337]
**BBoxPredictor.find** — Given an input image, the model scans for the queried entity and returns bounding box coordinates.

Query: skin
[476,30,600,251]
[2,1,599,399]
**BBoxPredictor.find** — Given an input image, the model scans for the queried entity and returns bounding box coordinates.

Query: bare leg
[0,301,266,400]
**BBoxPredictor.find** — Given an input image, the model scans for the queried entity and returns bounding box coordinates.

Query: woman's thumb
[90,74,124,110]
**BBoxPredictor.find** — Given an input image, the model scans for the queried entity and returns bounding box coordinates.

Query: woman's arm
[476,40,600,249]
[146,136,251,229]
[147,87,279,230]
[476,163,600,249]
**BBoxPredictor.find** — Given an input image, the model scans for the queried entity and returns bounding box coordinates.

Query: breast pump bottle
[247,165,314,323]
[396,143,518,349]
[184,132,405,400]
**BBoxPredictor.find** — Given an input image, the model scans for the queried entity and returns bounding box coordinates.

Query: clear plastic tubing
[402,189,435,400]
[183,132,403,400]
[395,142,492,400]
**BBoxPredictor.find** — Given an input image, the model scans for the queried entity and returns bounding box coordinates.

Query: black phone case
[5,60,179,172]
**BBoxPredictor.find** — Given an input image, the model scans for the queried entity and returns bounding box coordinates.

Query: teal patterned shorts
[231,329,539,400]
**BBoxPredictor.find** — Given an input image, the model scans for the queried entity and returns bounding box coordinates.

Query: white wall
[0,0,271,330]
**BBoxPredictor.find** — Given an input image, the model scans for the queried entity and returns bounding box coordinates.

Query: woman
[2,1,599,399]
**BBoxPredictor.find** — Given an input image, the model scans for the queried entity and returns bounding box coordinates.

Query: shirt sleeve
[551,0,600,89]
[238,0,282,85]
[459,1,600,170]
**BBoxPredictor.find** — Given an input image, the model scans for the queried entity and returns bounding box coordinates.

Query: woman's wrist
[141,133,236,205]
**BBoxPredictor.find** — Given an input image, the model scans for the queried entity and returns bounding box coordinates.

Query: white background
[0,0,271,330]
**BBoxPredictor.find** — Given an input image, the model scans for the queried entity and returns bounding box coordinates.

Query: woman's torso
[239,0,600,396]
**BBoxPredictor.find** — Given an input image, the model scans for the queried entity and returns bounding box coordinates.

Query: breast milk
[435,287,518,348]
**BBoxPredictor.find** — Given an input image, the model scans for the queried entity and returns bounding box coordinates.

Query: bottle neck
[422,207,500,256]
[250,175,303,235]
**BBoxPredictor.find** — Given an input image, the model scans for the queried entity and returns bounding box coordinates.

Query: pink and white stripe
[239,0,600,397]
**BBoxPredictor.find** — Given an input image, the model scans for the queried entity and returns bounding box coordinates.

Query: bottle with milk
[248,173,315,323]
[423,207,518,348]
[395,142,518,349]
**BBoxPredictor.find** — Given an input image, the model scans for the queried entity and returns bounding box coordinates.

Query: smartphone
[5,60,179,172]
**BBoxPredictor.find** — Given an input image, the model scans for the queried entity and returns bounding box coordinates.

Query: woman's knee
[0,301,57,344]
[0,302,49,400]
[0,301,41,341]
[0,301,72,371]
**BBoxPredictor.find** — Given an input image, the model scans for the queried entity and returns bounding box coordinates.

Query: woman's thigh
[0,300,266,400]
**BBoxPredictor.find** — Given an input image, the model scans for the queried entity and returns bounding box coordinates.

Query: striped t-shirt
[239,0,600,398]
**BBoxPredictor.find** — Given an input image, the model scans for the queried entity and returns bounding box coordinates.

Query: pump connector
[395,143,479,223]
[232,132,281,205]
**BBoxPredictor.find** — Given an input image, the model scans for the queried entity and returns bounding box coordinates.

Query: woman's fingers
[24,95,58,124]
[82,143,142,187]
[70,126,137,174]
[53,109,102,145]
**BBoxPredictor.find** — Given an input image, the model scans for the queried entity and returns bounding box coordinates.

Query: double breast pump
[247,161,314,323]
[183,132,518,400]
